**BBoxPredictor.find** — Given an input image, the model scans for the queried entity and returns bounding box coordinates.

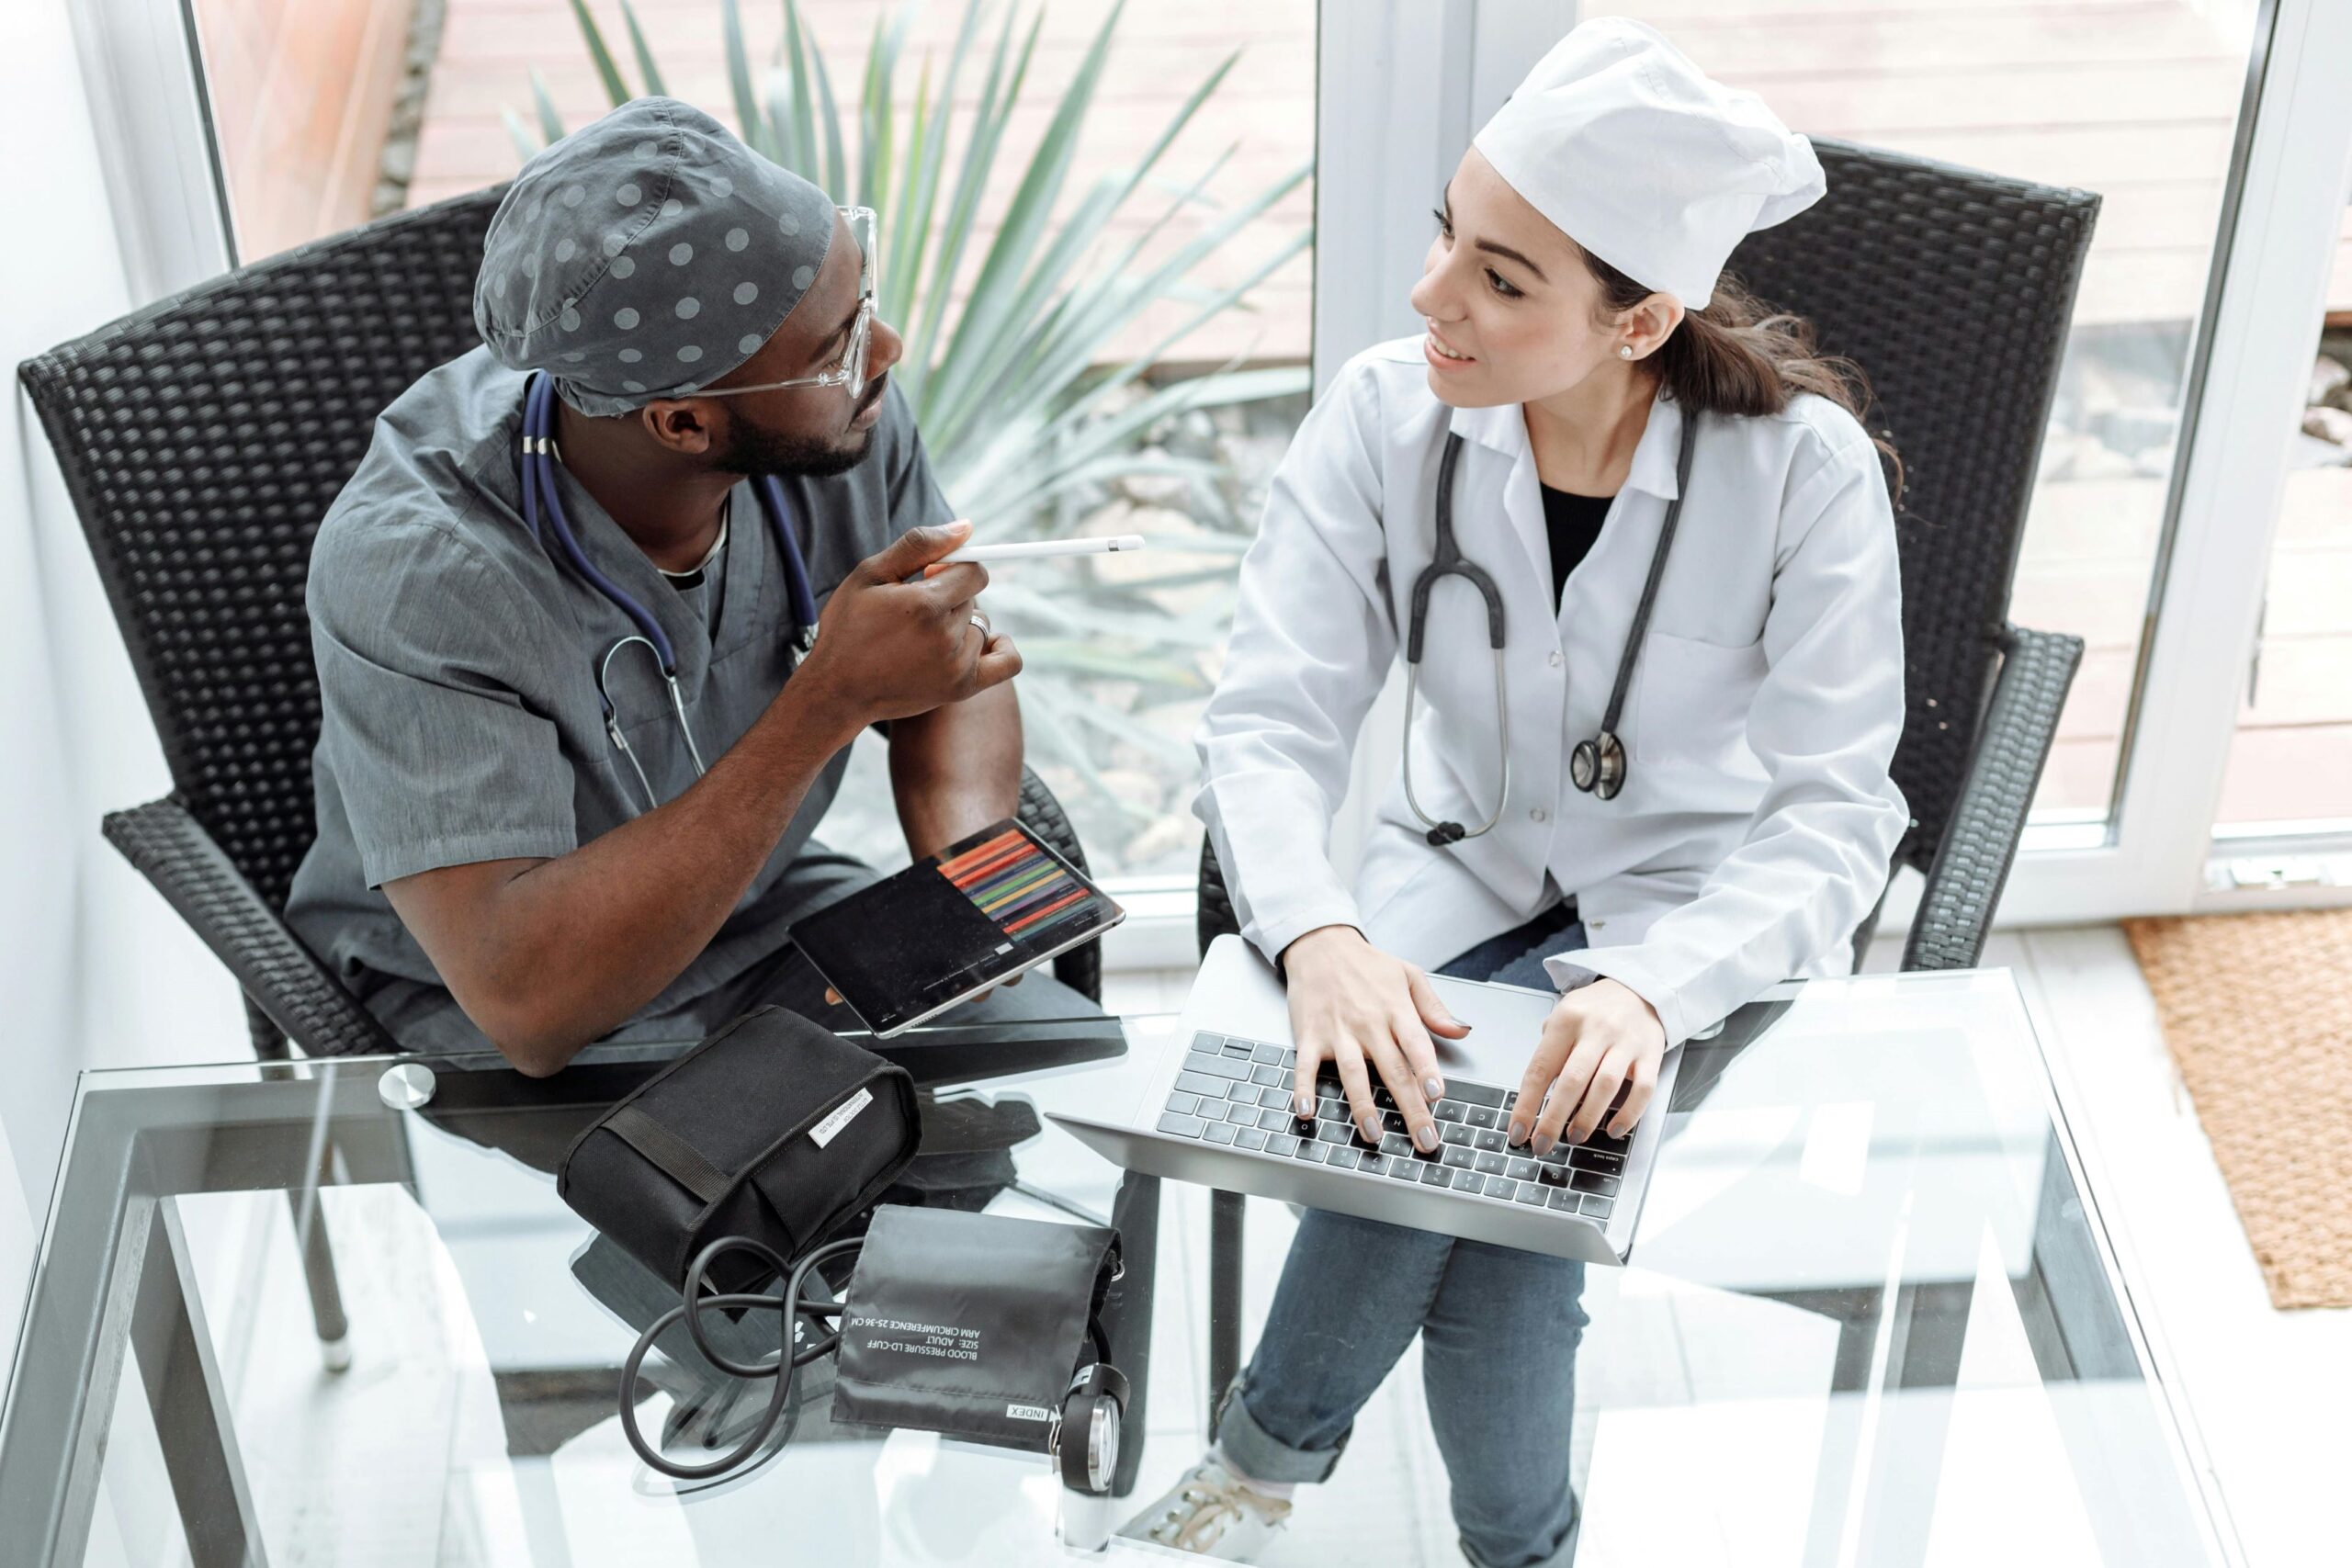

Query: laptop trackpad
[1422,974,1562,1089]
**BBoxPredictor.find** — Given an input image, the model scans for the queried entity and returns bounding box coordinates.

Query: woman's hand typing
[1278,925,1468,1153]
[1510,978,1666,1153]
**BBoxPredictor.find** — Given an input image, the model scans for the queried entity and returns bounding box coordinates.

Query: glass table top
[0,972,2235,1566]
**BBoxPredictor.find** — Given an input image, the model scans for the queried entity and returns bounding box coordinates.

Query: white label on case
[1006,1404,1054,1422]
[809,1087,873,1147]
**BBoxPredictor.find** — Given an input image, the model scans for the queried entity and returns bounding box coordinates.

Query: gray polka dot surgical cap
[473,96,838,417]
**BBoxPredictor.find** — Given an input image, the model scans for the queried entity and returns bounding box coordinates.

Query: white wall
[0,0,248,1377]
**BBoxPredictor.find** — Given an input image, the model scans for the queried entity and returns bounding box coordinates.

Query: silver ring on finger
[968,610,991,638]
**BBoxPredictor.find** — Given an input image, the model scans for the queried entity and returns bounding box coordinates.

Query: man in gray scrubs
[285,97,1092,1074]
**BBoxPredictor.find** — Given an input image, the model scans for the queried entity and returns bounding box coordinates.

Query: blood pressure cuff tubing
[832,1205,1120,1451]
[559,1006,919,1295]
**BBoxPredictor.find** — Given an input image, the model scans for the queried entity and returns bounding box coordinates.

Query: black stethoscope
[518,371,821,812]
[1402,408,1698,846]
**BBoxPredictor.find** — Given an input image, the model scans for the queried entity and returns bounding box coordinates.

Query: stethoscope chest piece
[1570,730,1627,800]
[1402,409,1695,841]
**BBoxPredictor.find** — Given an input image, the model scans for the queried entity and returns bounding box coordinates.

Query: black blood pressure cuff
[558,1006,920,1295]
[831,1205,1120,1450]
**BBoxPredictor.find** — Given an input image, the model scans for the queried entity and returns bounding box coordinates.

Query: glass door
[1585,0,2317,925]
[2052,0,2352,919]
[2211,199,2352,842]
[2193,173,2352,905]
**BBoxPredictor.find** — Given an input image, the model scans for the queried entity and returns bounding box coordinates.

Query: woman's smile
[1424,326,1477,372]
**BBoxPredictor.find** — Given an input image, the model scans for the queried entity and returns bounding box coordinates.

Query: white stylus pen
[936,535,1148,565]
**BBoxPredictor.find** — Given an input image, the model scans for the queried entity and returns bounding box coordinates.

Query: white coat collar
[1442,380,1685,502]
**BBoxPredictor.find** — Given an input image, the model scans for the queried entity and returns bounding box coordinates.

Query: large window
[1596,1,2271,833]
[187,0,1317,886]
[161,0,2352,919]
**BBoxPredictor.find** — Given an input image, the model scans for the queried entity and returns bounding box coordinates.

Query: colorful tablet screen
[936,827,1104,942]
[786,818,1125,1037]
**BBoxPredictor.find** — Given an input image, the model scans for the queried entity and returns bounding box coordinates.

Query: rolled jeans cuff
[1458,1494,1582,1568]
[1210,1376,1346,1485]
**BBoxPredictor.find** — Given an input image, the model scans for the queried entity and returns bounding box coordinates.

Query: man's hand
[796,520,1021,726]
[1510,978,1666,1154]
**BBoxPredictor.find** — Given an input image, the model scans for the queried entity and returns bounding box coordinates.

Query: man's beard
[714,378,888,479]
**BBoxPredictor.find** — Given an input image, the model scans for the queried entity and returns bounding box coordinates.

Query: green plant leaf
[884,0,981,325]
[807,13,848,198]
[721,0,766,155]
[501,106,545,164]
[1004,143,1238,391]
[926,0,1124,424]
[620,1,668,97]
[567,0,631,106]
[763,70,798,173]
[529,69,567,145]
[883,57,933,317]
[854,3,915,215]
[988,166,1310,443]
[906,3,1038,408]
[967,59,1245,399]
[967,366,1306,519]
[781,0,818,181]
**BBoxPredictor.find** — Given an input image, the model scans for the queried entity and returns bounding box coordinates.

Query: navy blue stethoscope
[519,370,821,811]
[1401,409,1697,845]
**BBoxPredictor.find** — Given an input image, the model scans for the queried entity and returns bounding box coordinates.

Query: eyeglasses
[693,205,876,402]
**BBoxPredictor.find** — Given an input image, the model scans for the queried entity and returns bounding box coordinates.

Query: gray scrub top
[283,346,950,1015]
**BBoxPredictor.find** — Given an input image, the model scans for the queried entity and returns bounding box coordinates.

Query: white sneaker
[1118,1456,1294,1559]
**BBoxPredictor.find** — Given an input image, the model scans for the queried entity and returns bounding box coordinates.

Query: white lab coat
[1193,336,1911,1047]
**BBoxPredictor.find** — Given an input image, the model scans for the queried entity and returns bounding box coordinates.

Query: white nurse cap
[1472,18,1825,310]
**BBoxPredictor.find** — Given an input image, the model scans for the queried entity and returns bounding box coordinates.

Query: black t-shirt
[1541,484,1613,609]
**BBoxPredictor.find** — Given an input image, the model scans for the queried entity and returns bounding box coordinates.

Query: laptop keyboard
[1155,1032,1629,1223]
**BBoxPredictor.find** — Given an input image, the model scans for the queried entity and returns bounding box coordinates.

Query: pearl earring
[1618,344,1634,360]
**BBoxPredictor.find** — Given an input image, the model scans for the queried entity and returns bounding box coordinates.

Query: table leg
[286,1188,351,1371]
[1208,1190,1244,1427]
[131,1198,271,1568]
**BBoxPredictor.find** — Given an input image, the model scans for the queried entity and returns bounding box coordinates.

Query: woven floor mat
[2122,909,2352,1311]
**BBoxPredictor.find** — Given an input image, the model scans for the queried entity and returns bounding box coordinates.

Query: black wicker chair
[1191,138,2098,1413]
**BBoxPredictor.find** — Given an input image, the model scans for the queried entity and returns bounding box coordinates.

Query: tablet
[787,819,1126,1037]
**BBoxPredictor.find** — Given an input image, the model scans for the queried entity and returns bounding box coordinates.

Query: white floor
[16,926,2349,1566]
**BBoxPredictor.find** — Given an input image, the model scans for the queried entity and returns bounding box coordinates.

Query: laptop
[1051,934,1694,1265]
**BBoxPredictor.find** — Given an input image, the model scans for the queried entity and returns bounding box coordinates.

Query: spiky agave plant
[512,0,1311,868]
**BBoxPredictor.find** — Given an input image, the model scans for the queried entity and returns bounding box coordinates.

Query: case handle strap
[605,1104,733,1205]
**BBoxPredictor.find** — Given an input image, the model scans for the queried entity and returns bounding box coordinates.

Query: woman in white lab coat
[1124,20,1910,1565]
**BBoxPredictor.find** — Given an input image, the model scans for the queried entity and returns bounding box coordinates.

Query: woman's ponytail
[1581,254,1905,508]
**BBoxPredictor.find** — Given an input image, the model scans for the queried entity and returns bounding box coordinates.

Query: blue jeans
[1214,902,1590,1568]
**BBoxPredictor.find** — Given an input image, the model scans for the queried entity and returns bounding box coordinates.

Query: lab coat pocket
[1630,630,1768,770]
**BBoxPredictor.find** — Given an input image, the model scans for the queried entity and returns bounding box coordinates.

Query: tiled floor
[34,926,2352,1565]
